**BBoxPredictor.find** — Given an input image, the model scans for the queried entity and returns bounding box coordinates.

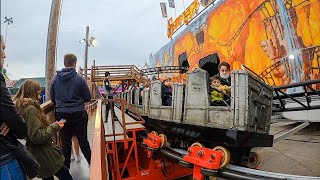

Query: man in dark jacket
[0,34,28,179]
[50,54,91,169]
[102,71,116,122]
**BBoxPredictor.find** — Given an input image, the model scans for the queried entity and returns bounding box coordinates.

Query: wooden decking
[103,105,144,142]
[103,105,125,141]
[90,65,148,83]
[113,106,144,129]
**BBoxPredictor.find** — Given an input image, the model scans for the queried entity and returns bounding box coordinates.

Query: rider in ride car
[210,75,230,106]
[162,77,172,106]
[218,62,231,86]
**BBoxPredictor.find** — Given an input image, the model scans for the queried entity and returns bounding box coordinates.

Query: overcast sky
[1,0,193,79]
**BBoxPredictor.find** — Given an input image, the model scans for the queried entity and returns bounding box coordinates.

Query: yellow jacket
[210,85,230,102]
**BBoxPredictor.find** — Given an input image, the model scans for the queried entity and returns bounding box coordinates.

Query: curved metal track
[141,66,188,75]
[163,146,320,180]
[226,164,319,180]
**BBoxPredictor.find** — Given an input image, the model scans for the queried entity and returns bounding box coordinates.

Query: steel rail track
[161,146,320,180]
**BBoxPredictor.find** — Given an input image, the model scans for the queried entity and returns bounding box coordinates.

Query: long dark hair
[13,80,49,126]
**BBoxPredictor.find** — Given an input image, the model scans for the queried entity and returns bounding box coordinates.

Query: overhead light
[288,54,295,60]
[89,37,97,47]
[79,39,85,43]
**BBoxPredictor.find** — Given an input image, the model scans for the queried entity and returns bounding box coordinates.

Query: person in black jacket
[162,77,172,106]
[50,54,91,169]
[102,71,115,122]
[0,35,28,180]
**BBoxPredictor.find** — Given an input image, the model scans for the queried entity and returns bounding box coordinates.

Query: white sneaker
[71,153,75,161]
[75,154,82,162]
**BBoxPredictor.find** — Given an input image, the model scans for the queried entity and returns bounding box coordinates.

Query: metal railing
[141,66,188,75]
[103,98,145,143]
[273,78,320,112]
[90,98,145,180]
[85,99,98,117]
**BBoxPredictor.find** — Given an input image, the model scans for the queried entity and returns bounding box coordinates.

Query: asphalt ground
[258,123,320,177]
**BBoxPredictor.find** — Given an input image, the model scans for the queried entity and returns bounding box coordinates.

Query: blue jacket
[50,68,91,113]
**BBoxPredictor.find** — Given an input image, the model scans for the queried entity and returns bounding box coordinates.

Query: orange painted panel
[150,0,320,90]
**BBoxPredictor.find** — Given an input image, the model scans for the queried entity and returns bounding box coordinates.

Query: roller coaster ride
[89,64,320,180]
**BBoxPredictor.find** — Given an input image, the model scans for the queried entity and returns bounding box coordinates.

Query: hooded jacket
[50,68,91,113]
[15,98,64,178]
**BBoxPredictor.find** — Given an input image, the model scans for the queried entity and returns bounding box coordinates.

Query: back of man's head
[64,54,77,67]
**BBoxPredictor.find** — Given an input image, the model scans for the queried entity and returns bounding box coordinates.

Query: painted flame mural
[150,0,320,91]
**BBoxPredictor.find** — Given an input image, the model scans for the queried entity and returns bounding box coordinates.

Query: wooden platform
[103,105,125,141]
[103,104,144,142]
[114,106,144,130]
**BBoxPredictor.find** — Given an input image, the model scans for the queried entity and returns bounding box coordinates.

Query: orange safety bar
[90,99,108,180]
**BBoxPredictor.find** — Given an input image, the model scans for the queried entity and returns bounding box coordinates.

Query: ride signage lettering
[167,0,200,38]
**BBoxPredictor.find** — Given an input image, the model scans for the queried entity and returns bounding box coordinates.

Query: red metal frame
[143,133,163,149]
[104,98,192,180]
[183,146,224,180]
[106,98,139,180]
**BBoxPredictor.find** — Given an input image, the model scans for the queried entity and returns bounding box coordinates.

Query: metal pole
[84,26,89,82]
[4,17,13,43]
[45,0,62,100]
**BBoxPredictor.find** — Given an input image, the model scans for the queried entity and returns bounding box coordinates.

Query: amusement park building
[149,0,320,92]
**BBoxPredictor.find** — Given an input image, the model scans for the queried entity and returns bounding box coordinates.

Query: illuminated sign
[167,0,200,38]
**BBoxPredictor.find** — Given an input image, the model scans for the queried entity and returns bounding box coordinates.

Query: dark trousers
[42,165,73,180]
[56,111,91,169]
[105,96,115,122]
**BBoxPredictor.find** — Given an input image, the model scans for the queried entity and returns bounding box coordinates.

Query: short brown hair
[211,75,221,82]
[64,54,77,67]
[218,62,230,71]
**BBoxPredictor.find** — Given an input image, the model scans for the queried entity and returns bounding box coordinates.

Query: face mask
[220,74,230,79]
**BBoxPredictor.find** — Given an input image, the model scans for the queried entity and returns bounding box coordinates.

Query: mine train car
[115,69,274,165]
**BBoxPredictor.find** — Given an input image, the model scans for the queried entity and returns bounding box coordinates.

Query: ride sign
[167,0,200,38]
